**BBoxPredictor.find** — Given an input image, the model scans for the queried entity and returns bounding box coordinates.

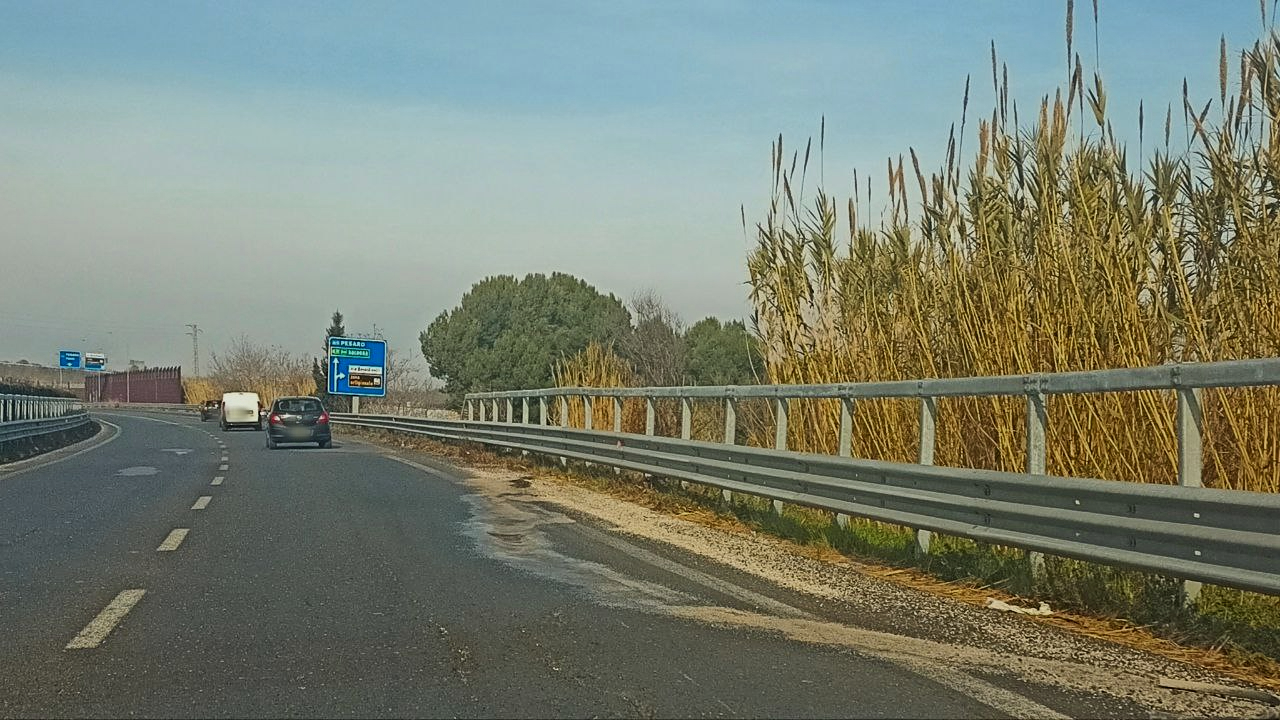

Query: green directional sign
[327,336,386,397]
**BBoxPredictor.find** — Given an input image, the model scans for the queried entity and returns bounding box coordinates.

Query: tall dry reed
[747,8,1280,492]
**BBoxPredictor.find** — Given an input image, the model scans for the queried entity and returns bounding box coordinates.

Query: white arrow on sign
[336,372,346,380]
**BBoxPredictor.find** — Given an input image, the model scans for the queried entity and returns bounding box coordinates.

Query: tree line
[419,272,761,406]
[196,272,759,411]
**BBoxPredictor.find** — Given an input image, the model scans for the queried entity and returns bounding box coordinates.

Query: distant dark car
[199,400,220,422]
[265,396,332,449]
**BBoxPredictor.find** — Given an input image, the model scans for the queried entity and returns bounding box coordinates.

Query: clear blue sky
[0,1,1265,375]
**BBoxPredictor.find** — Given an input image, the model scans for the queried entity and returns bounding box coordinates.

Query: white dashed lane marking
[191,496,212,510]
[211,476,224,486]
[218,464,228,471]
[156,528,189,551]
[65,589,146,649]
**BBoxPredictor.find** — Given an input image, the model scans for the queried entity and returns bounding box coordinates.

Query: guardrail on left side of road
[0,394,91,446]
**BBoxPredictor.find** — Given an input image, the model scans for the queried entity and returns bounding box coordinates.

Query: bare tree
[208,335,312,400]
[618,289,687,387]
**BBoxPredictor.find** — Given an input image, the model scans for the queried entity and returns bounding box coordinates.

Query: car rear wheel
[318,439,331,449]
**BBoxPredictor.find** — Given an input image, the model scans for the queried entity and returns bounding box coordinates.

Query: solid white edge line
[65,589,146,649]
[191,496,212,510]
[156,528,189,551]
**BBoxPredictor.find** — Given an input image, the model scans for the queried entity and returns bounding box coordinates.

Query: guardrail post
[581,395,596,467]
[838,397,855,457]
[722,398,737,502]
[539,397,548,426]
[466,399,473,421]
[835,397,856,528]
[611,397,623,474]
[1177,385,1204,606]
[1026,384,1048,589]
[506,398,514,424]
[556,395,569,465]
[641,395,656,483]
[517,396,531,457]
[679,396,693,489]
[914,395,937,553]
[774,397,788,451]
[772,397,789,514]
[490,399,499,423]
[478,399,487,422]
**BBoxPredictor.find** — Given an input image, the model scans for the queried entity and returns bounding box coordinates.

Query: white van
[220,391,263,431]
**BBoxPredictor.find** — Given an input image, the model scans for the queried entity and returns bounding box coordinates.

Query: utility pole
[185,324,202,376]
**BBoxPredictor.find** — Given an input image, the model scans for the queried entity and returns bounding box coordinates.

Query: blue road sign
[84,352,107,372]
[59,350,82,369]
[327,336,386,397]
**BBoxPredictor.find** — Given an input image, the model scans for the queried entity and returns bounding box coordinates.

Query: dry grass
[182,374,314,408]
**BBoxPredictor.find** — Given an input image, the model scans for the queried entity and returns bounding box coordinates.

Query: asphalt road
[0,412,1086,718]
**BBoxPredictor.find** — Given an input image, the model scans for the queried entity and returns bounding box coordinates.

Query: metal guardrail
[397,358,1279,599]
[331,411,1280,598]
[0,394,90,447]
[465,357,1280,400]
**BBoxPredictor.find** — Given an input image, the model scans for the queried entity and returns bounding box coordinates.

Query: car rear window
[276,399,322,413]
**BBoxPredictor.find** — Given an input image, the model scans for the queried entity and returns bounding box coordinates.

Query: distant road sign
[327,337,386,397]
[59,350,82,369]
[84,352,107,372]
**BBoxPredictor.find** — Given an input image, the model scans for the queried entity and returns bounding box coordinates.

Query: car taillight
[317,411,329,424]
[269,414,282,425]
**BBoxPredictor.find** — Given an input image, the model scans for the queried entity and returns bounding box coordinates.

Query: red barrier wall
[82,366,183,403]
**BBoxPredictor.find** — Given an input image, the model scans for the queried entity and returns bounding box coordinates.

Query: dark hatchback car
[265,396,332,449]
[199,400,220,422]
